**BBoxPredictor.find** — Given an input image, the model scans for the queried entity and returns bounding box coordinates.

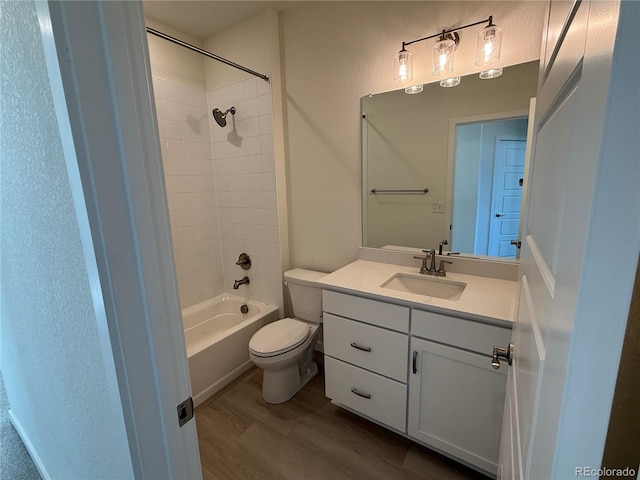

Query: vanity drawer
[324,313,408,382]
[324,356,407,432]
[411,309,511,356]
[323,290,409,333]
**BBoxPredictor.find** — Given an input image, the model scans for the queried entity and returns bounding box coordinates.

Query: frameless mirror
[362,61,538,261]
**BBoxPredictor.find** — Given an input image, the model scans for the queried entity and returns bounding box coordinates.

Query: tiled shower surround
[153,76,283,312]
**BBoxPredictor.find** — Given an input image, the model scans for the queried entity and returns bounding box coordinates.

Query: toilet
[248,268,325,404]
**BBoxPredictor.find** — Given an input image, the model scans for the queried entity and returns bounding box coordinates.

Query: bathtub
[182,294,280,407]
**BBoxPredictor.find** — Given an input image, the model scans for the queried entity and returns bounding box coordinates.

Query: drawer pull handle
[350,342,372,352]
[412,351,418,374]
[351,387,371,399]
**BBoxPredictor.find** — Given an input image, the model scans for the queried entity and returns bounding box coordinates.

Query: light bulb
[393,49,413,83]
[475,24,503,66]
[432,38,455,76]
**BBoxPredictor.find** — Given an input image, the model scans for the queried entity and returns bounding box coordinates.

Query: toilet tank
[284,269,326,324]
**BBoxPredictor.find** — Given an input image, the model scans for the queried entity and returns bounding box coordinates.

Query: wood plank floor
[195,366,489,480]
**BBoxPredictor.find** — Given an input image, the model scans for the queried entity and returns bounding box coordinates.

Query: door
[498,1,639,478]
[42,1,202,477]
[487,138,526,257]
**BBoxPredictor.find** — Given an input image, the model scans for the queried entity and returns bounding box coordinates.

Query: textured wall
[280,1,546,272]
[0,2,133,478]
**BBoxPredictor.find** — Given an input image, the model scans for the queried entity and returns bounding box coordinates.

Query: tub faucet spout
[233,276,250,289]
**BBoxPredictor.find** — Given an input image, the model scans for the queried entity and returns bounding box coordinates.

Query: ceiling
[142,1,300,40]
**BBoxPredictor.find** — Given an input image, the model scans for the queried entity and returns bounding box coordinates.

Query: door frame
[40,1,202,477]
[446,109,528,251]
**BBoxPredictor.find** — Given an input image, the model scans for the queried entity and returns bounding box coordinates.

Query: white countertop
[317,260,517,326]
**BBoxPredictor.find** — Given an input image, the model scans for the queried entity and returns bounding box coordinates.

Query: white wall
[0,2,134,477]
[203,11,286,311]
[146,12,287,311]
[147,19,221,308]
[280,1,546,272]
[146,17,206,90]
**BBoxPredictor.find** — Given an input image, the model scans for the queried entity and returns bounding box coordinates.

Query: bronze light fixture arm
[402,16,494,49]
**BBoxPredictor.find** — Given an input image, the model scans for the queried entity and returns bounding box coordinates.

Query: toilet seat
[249,318,311,357]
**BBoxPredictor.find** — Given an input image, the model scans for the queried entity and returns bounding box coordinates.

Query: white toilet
[248,268,325,404]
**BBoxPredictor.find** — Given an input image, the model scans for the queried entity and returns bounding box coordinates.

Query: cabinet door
[408,337,507,475]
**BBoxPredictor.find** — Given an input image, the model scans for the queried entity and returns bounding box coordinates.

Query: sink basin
[381,273,466,301]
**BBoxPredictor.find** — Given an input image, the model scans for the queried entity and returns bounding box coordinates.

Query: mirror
[362,61,538,260]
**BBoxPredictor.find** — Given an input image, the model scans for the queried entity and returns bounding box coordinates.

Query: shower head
[212,106,236,127]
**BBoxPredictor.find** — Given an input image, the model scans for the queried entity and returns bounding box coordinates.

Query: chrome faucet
[233,276,250,289]
[414,249,453,276]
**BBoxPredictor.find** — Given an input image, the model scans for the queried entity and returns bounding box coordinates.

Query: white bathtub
[182,294,280,406]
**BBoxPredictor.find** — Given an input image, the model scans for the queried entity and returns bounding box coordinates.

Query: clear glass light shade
[405,84,423,94]
[475,25,503,66]
[393,49,413,83]
[479,67,503,79]
[432,38,455,76]
[440,76,461,88]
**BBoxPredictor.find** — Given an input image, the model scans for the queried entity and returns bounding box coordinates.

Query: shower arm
[146,27,269,82]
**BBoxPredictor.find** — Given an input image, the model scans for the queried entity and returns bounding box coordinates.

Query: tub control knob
[236,253,251,270]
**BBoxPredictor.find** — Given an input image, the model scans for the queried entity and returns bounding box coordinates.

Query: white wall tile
[257,94,273,115]
[243,78,258,99]
[256,77,271,96]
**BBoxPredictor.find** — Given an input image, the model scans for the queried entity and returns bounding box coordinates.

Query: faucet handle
[413,255,429,274]
[437,260,452,276]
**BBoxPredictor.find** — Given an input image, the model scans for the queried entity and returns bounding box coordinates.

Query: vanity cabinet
[323,290,409,432]
[322,289,513,477]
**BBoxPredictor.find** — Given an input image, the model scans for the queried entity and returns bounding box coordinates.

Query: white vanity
[317,249,518,477]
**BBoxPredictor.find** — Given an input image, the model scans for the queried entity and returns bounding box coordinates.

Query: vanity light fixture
[405,84,424,94]
[394,16,503,85]
[432,34,457,76]
[440,77,461,88]
[479,67,503,79]
[393,47,413,83]
[475,19,503,66]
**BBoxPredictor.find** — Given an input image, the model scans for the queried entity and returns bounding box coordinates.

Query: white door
[488,139,526,258]
[498,1,639,479]
[42,1,202,477]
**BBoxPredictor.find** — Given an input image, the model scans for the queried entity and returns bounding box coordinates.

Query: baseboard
[8,409,52,480]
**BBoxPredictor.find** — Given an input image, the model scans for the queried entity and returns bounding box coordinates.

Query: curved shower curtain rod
[146,27,269,82]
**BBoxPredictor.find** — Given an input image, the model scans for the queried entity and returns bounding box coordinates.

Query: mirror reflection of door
[452,118,528,258]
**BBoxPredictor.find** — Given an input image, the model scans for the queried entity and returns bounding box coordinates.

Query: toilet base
[262,360,318,404]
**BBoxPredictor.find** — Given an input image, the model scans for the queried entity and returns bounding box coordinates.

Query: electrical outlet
[432,202,444,213]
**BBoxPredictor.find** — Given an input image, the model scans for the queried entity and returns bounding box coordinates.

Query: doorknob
[491,343,513,369]
[495,213,504,217]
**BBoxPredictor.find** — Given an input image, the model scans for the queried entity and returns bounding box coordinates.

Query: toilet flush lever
[491,343,514,369]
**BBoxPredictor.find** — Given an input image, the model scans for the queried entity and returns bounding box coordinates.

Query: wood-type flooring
[195,366,489,480]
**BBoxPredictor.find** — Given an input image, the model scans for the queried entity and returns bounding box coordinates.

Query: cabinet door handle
[412,351,418,374]
[350,342,372,352]
[351,387,371,399]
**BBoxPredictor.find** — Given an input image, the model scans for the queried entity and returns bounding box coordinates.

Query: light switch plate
[432,202,444,213]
